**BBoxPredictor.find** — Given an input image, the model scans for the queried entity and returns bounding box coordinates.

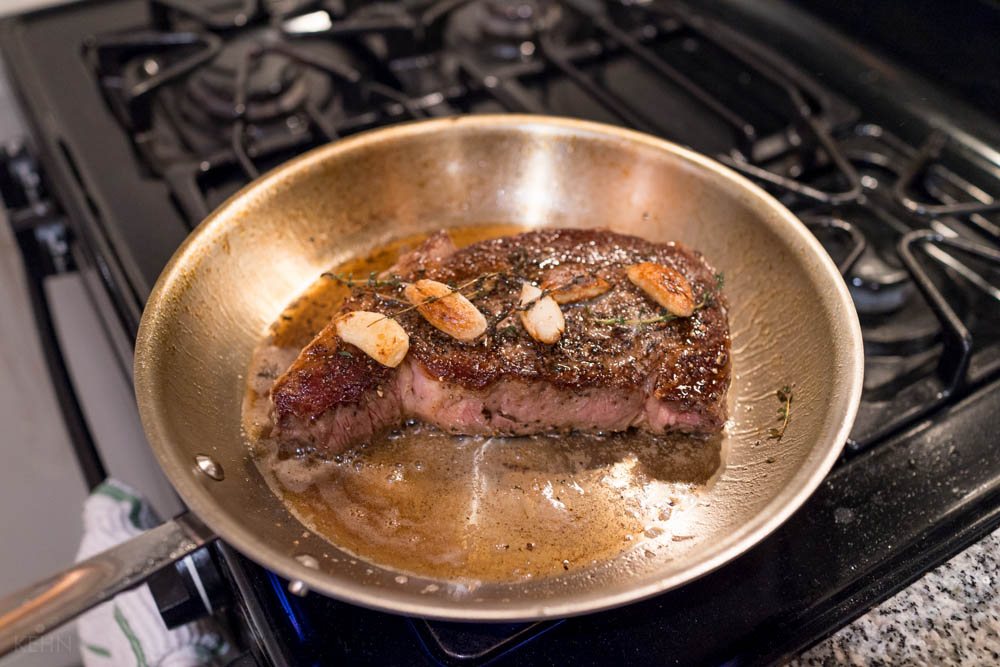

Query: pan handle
[0,511,216,658]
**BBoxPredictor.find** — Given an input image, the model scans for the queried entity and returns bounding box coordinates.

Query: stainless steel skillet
[0,115,862,654]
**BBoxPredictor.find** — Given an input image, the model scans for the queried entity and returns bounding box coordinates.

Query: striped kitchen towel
[76,479,232,667]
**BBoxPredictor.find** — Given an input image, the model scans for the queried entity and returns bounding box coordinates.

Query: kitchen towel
[76,479,231,667]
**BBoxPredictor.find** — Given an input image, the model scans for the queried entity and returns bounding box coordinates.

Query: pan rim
[134,114,864,621]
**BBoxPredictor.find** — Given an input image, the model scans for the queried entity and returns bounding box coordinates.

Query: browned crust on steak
[271,228,731,449]
[271,332,393,420]
[415,229,727,402]
[382,229,456,278]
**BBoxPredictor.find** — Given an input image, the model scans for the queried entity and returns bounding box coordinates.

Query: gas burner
[181,28,334,122]
[85,12,395,181]
[264,0,339,20]
[444,0,567,60]
[151,0,263,32]
[482,0,562,34]
[847,247,912,315]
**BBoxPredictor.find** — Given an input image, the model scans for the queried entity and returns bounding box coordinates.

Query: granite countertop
[791,526,1000,665]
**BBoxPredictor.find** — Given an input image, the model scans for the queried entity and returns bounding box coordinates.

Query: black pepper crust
[271,340,393,419]
[337,228,731,414]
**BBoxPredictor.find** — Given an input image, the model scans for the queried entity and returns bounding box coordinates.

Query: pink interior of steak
[270,228,731,454]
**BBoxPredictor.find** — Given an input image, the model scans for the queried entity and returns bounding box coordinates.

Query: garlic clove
[626,262,695,317]
[335,311,410,367]
[404,279,487,342]
[519,283,566,344]
[542,274,612,304]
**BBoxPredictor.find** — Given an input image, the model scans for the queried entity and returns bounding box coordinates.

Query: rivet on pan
[194,455,224,481]
[295,554,319,569]
[287,580,309,597]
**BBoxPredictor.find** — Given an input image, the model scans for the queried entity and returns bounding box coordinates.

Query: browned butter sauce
[243,225,723,582]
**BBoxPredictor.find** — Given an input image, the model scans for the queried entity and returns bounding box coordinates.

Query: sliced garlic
[519,283,565,344]
[404,279,487,342]
[334,311,409,367]
[626,262,695,317]
[542,274,612,304]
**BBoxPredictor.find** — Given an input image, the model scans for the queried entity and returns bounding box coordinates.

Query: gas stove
[2,0,1000,665]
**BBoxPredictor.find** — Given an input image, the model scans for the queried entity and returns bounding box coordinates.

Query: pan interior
[241,226,727,583]
[135,116,862,620]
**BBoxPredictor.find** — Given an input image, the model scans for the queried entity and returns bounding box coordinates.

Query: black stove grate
[900,232,1000,398]
[87,0,867,219]
[896,131,1000,222]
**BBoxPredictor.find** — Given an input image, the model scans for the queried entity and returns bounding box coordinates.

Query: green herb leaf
[767,384,793,441]
[497,325,519,338]
[375,272,500,324]
[321,271,402,288]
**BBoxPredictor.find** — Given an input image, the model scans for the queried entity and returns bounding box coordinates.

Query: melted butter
[243,225,723,582]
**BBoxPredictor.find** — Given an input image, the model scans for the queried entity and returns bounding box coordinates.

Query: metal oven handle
[0,511,216,658]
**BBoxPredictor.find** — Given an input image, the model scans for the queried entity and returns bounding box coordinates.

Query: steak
[270,228,731,454]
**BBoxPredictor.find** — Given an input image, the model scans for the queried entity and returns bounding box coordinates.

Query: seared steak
[271,228,730,454]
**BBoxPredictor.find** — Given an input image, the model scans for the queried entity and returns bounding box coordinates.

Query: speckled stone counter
[790,526,1000,665]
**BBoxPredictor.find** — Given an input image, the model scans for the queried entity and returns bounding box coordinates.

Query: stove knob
[148,546,228,629]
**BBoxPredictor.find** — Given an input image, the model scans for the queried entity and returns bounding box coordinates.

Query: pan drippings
[242,226,723,582]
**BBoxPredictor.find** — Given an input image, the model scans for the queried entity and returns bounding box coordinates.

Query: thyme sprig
[372,292,408,307]
[372,272,500,325]
[768,385,793,441]
[321,271,403,288]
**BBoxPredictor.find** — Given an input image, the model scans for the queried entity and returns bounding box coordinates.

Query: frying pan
[0,115,863,654]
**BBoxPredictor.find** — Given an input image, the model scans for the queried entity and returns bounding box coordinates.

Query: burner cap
[184,28,332,122]
[444,0,564,60]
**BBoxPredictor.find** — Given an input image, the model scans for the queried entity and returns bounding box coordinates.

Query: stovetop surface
[3,1,1000,665]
